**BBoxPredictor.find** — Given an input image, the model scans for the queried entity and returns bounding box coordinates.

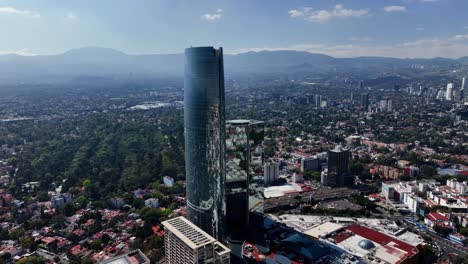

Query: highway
[403,218,467,259]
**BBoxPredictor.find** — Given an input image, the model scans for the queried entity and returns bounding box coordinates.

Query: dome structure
[358,239,375,250]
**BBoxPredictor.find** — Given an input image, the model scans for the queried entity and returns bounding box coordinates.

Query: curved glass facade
[184,47,225,241]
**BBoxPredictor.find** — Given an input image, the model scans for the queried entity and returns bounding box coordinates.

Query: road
[402,219,467,259]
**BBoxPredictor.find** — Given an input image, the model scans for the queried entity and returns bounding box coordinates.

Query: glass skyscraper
[184,47,225,241]
[225,120,264,238]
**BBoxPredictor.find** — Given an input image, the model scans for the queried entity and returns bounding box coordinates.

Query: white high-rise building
[446,83,454,100]
[162,216,230,264]
[264,162,279,186]
[387,100,393,112]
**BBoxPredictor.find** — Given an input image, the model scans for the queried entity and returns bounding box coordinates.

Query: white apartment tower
[264,162,279,186]
[446,83,454,100]
[162,216,230,264]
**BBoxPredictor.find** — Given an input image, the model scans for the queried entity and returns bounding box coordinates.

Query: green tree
[16,256,45,264]
[89,239,102,250]
[433,225,452,236]
[460,227,468,237]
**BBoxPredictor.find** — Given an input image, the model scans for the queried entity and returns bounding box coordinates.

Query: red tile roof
[346,224,419,261]
[426,212,449,222]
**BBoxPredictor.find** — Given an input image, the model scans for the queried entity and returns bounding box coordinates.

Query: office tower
[315,94,322,107]
[460,77,466,101]
[360,93,369,111]
[301,157,319,172]
[264,162,279,186]
[328,145,353,187]
[350,92,354,103]
[359,80,364,90]
[446,83,453,100]
[225,119,264,237]
[162,217,230,264]
[184,47,225,241]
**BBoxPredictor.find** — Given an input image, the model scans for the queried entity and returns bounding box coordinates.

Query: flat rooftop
[162,216,216,249]
[304,222,343,239]
[99,249,149,264]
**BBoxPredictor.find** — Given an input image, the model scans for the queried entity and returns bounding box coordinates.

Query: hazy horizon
[1,0,468,58]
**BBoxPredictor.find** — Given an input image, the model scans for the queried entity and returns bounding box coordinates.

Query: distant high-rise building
[436,90,445,100]
[327,145,353,187]
[359,80,364,90]
[460,77,466,101]
[360,93,369,111]
[225,119,264,236]
[320,168,336,187]
[315,94,322,107]
[301,157,320,172]
[387,100,393,112]
[446,83,454,100]
[184,47,225,241]
[264,162,279,186]
[379,100,387,112]
[162,216,230,264]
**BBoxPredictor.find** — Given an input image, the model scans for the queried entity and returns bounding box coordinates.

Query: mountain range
[0,47,467,82]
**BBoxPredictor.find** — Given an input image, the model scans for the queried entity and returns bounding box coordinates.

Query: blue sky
[0,0,468,58]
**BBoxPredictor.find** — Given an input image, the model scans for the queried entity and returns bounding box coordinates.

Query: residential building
[446,83,454,100]
[424,212,452,228]
[144,198,159,208]
[264,162,279,187]
[163,176,174,187]
[162,216,230,264]
[99,249,150,264]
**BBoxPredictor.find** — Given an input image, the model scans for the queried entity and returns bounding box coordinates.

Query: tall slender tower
[184,47,225,241]
[446,83,453,101]
[460,77,465,101]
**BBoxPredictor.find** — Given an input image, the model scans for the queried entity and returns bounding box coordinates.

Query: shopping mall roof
[304,222,343,239]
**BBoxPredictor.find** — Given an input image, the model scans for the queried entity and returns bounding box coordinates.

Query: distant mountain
[0,47,465,82]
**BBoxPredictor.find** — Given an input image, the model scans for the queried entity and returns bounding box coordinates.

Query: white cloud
[384,6,407,12]
[288,5,369,23]
[66,12,77,20]
[234,34,468,59]
[201,9,222,22]
[416,27,425,31]
[288,9,303,18]
[450,34,468,41]
[0,48,36,56]
[0,6,40,18]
